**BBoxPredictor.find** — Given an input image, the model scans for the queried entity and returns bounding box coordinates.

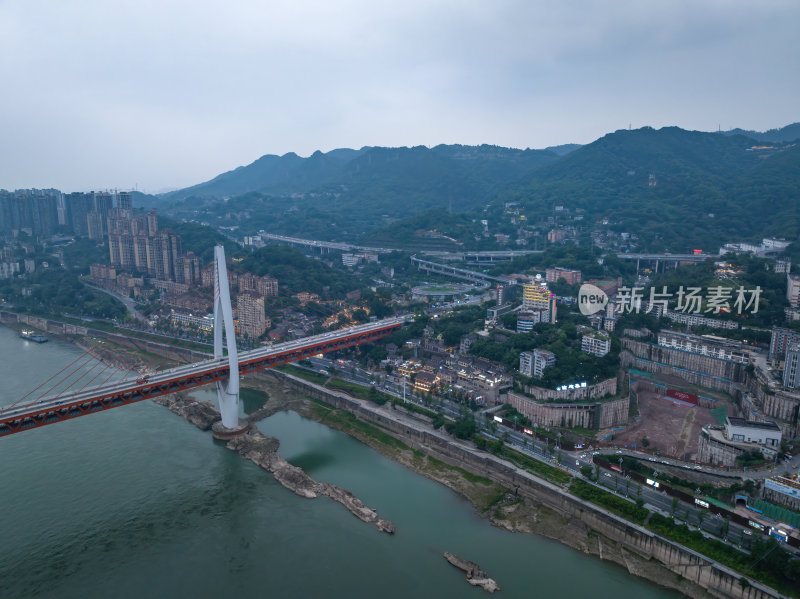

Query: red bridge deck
[0,317,405,438]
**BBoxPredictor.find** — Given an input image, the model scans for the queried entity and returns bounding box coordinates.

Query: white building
[783,344,800,389]
[581,332,611,357]
[774,259,791,274]
[657,330,749,364]
[787,274,800,308]
[663,310,739,330]
[342,253,360,267]
[520,349,556,378]
[725,416,782,449]
[762,238,791,252]
[517,309,546,333]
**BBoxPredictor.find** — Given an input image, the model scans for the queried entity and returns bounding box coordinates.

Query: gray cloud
[0,0,798,192]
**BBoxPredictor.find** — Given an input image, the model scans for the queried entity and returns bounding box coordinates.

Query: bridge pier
[211,245,249,439]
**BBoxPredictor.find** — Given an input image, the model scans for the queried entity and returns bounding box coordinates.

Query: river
[0,325,679,598]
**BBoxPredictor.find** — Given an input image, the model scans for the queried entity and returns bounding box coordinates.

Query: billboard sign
[765,478,800,499]
[666,388,698,406]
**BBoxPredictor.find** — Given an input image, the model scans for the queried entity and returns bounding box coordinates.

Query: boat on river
[19,329,48,343]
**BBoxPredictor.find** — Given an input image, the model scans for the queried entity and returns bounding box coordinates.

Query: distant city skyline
[1,0,798,193]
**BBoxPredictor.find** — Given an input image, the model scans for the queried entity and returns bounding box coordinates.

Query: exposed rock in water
[444,552,500,593]
[318,482,377,523]
[228,432,318,499]
[155,393,396,533]
[376,519,395,534]
[153,393,220,430]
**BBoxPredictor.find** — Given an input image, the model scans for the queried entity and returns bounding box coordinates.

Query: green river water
[0,326,679,598]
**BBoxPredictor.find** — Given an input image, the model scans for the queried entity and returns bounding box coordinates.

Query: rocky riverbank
[249,371,715,599]
[443,552,499,593]
[156,391,395,534]
[44,323,715,599]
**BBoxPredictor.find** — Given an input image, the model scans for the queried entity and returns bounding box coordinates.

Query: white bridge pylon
[213,245,240,429]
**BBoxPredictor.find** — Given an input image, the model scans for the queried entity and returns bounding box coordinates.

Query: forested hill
[498,126,799,251]
[144,125,798,252]
[153,144,559,240]
[722,122,800,143]
[159,144,558,206]
[160,148,364,202]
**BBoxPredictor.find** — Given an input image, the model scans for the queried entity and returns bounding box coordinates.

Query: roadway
[0,317,407,437]
[411,255,516,285]
[616,253,712,262]
[291,359,793,552]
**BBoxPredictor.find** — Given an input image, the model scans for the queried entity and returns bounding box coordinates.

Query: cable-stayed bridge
[0,317,403,438]
[0,246,406,438]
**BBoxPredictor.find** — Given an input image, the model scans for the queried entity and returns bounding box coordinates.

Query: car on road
[604,473,612,477]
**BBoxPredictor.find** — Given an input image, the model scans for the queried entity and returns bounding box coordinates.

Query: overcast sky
[1,0,798,193]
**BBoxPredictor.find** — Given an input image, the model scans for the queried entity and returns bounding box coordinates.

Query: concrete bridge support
[212,245,248,438]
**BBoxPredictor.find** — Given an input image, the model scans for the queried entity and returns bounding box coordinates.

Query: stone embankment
[274,370,785,599]
[157,393,394,534]
[443,552,499,593]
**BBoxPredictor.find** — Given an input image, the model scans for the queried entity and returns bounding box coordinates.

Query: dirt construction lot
[609,390,728,460]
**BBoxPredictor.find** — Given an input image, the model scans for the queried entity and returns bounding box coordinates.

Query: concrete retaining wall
[277,371,782,599]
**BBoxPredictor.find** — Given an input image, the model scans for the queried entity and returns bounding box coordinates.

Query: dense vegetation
[647,514,800,594]
[0,268,125,319]
[470,315,621,388]
[569,478,649,524]
[238,245,362,297]
[153,144,558,240]
[167,220,241,263]
[501,127,800,253]
[644,254,790,328]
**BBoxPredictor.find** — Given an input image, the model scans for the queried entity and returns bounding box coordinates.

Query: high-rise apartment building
[770,327,800,362]
[521,278,556,323]
[783,344,800,389]
[787,274,800,308]
[108,207,198,285]
[235,292,268,339]
[0,189,61,236]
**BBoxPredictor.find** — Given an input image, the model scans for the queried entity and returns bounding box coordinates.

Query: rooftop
[726,417,781,431]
